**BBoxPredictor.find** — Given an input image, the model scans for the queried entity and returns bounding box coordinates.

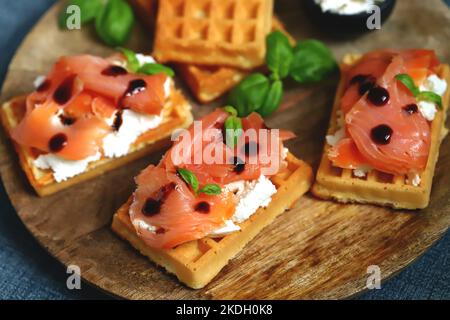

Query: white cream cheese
[225,175,277,224]
[418,75,448,121]
[33,75,46,89]
[314,0,384,15]
[34,152,101,182]
[102,109,163,158]
[209,220,241,237]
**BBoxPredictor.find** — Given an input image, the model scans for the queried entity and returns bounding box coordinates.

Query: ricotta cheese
[407,172,421,187]
[102,109,163,158]
[418,75,448,121]
[34,152,101,182]
[314,0,384,15]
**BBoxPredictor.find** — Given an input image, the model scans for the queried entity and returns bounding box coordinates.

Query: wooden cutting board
[1,0,449,299]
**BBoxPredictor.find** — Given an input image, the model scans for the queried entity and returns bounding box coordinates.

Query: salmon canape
[0,52,193,196]
[313,49,450,209]
[112,108,313,289]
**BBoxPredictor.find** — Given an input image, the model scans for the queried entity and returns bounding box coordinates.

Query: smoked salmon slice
[11,54,168,161]
[130,109,295,249]
[329,49,440,175]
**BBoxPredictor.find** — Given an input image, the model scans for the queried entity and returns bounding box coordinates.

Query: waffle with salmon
[111,109,313,289]
[312,52,450,209]
[153,0,274,70]
[0,54,193,196]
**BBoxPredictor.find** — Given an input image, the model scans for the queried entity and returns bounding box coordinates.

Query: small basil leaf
[290,40,337,84]
[395,74,420,96]
[95,0,134,47]
[417,91,443,110]
[58,0,103,29]
[177,168,199,194]
[258,80,283,117]
[228,73,270,117]
[199,184,221,195]
[223,106,238,117]
[224,116,243,147]
[139,63,175,77]
[117,47,140,72]
[266,31,294,80]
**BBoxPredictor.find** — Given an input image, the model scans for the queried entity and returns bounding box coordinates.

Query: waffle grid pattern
[154,0,274,69]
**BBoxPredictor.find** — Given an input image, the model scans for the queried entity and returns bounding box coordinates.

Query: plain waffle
[153,0,274,70]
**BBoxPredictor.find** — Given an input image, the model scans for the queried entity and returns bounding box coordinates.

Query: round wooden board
[1,0,449,300]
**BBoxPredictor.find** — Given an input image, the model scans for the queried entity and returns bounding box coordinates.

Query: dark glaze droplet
[48,133,68,152]
[403,104,419,115]
[53,74,77,105]
[368,86,390,106]
[194,201,210,214]
[59,114,76,126]
[142,199,161,217]
[350,74,370,85]
[112,110,124,131]
[371,124,393,145]
[232,156,245,174]
[124,79,146,97]
[142,182,176,216]
[243,141,259,157]
[101,65,128,77]
[36,79,51,92]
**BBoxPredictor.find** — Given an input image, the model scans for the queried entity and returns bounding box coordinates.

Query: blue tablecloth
[0,0,448,300]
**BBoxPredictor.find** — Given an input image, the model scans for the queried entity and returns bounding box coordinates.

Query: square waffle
[177,16,295,104]
[153,0,274,70]
[112,153,313,289]
[0,89,193,196]
[312,54,450,209]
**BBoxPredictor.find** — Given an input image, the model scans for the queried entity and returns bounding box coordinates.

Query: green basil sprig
[290,40,337,84]
[58,0,103,29]
[118,47,140,73]
[228,73,270,117]
[177,168,222,196]
[266,31,294,80]
[118,47,175,77]
[395,73,443,110]
[139,63,175,77]
[95,0,135,47]
[223,112,243,147]
[417,91,443,109]
[198,184,222,196]
[228,32,336,118]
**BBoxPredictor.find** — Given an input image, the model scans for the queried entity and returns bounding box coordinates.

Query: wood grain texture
[0,0,449,299]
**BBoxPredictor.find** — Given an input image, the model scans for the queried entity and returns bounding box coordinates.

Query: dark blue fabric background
[0,0,448,300]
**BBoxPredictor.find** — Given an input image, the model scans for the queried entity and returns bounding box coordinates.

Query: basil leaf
[395,74,420,96]
[228,73,270,117]
[223,106,238,117]
[139,63,175,77]
[258,80,283,117]
[418,91,443,110]
[290,40,337,84]
[59,0,103,29]
[117,47,140,72]
[266,31,294,80]
[177,168,199,194]
[224,116,243,147]
[95,0,134,47]
[199,184,221,195]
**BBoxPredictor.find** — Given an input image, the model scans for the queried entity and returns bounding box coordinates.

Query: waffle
[312,54,450,209]
[177,16,295,104]
[0,89,193,197]
[112,153,313,289]
[153,0,274,70]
